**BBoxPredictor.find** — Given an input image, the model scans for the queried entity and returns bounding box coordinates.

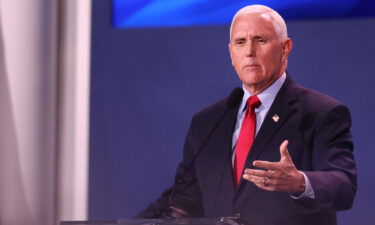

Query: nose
[245,41,255,57]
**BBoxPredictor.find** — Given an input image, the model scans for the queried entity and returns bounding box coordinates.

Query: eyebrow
[233,35,267,41]
[253,35,265,39]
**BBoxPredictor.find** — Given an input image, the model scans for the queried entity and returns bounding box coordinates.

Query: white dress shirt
[231,72,314,199]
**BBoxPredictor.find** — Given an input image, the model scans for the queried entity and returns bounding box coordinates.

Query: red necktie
[234,95,261,186]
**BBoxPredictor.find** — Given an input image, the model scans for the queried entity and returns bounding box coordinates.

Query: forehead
[231,13,277,39]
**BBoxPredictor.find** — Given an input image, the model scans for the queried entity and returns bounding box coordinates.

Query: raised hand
[242,140,306,195]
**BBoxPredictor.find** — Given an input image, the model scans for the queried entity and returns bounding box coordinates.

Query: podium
[61,217,243,225]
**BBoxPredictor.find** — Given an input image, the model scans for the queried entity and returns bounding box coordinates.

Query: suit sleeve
[299,105,357,212]
[135,116,205,218]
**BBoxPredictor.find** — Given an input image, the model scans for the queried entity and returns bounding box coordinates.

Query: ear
[281,38,292,62]
[228,43,234,66]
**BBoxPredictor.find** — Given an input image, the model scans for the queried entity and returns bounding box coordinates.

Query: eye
[234,39,246,45]
[258,39,267,44]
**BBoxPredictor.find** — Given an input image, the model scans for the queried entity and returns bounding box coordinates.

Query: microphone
[164,87,244,218]
[227,87,244,109]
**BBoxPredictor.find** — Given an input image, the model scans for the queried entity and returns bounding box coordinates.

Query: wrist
[291,171,306,195]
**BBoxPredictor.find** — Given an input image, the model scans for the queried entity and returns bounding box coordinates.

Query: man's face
[229,13,291,94]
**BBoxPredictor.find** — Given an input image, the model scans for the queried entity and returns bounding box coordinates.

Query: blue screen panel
[113,0,375,28]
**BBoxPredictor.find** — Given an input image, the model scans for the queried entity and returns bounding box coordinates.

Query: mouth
[243,64,259,69]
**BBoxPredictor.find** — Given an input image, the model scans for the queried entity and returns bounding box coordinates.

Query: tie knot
[247,95,261,109]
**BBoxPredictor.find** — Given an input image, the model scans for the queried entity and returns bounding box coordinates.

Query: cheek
[232,55,244,70]
[262,52,282,69]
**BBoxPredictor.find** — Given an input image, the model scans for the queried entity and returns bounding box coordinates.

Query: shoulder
[296,85,342,111]
[191,97,228,124]
[284,79,352,130]
[283,76,346,113]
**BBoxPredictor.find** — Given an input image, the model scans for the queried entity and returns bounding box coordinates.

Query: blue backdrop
[89,1,375,224]
[113,0,375,27]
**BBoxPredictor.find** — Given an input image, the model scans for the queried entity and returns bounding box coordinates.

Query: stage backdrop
[89,1,375,224]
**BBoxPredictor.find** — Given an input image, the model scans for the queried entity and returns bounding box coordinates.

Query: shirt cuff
[291,171,315,199]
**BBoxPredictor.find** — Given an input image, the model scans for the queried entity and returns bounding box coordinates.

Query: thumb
[279,140,292,162]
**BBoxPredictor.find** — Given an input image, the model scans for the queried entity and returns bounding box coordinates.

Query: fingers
[242,172,274,191]
[243,169,276,190]
[244,168,275,179]
[279,140,292,162]
[242,172,263,183]
[253,160,277,170]
[242,172,266,185]
[252,140,291,169]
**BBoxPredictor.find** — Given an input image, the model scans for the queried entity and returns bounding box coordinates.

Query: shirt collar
[239,72,286,112]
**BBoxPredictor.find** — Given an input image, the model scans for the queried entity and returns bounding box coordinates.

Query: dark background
[89,1,375,224]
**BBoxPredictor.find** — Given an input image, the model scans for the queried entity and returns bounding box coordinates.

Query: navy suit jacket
[136,76,357,225]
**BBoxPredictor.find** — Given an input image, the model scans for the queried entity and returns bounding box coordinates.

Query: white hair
[229,5,288,41]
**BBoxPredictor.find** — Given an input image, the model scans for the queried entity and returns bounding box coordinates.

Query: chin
[240,74,263,86]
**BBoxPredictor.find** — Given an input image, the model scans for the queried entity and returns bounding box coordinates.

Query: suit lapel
[221,102,240,184]
[201,101,239,212]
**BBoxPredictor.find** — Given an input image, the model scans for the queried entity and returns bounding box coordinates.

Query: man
[136,5,357,225]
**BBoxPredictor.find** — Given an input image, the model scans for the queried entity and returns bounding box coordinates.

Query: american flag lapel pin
[272,113,280,122]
